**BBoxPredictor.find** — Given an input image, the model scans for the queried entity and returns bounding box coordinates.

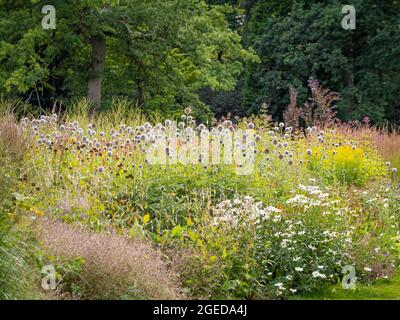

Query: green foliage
[242,0,400,124]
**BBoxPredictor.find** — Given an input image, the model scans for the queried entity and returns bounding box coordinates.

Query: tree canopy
[0,0,399,124]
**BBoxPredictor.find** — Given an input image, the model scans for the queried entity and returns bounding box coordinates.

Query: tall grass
[65,98,150,131]
[0,115,41,299]
[335,121,400,176]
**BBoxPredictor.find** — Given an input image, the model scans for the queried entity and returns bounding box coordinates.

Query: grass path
[292,271,400,300]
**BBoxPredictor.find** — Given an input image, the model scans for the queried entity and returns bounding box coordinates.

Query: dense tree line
[0,0,399,124]
[206,0,400,124]
[0,0,257,120]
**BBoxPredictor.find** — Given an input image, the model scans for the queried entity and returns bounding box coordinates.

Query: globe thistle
[306,149,312,156]
[279,122,285,128]
[386,162,391,167]
[392,168,398,174]
[247,122,255,129]
[177,122,185,129]
[255,135,261,142]
[185,127,193,135]
[184,107,192,114]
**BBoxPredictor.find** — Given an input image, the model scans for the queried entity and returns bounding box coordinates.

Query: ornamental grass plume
[36,220,182,300]
[283,86,302,130]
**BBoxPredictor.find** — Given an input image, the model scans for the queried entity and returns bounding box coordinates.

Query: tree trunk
[87,36,106,114]
[137,80,145,107]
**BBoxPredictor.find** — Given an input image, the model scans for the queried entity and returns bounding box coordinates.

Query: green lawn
[292,272,400,300]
